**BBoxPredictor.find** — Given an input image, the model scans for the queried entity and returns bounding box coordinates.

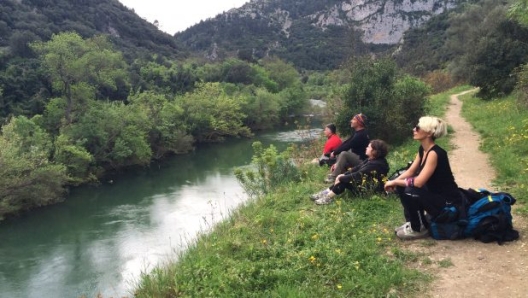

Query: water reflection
[0,126,323,298]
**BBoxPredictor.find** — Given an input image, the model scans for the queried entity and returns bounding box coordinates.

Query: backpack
[429,189,519,244]
[463,190,519,244]
[429,196,468,240]
[388,161,412,181]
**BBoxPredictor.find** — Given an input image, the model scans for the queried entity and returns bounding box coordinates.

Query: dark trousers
[397,186,448,232]
[329,182,359,196]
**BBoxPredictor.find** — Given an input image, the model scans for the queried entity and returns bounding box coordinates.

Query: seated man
[325,113,370,183]
[310,139,389,205]
[311,123,342,166]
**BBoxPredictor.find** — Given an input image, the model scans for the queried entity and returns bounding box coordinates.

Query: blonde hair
[418,116,447,140]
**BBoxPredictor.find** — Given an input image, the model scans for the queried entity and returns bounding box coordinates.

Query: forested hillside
[0,0,184,58]
[176,0,463,70]
[394,0,528,98]
[0,0,187,120]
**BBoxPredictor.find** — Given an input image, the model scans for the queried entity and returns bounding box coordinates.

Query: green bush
[234,141,301,198]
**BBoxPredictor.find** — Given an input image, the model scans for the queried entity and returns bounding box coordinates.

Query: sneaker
[310,189,329,201]
[315,194,334,205]
[396,223,429,240]
[394,222,410,233]
[324,175,335,183]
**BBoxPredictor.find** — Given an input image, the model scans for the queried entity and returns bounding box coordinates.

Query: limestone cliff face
[176,0,463,69]
[229,0,459,44]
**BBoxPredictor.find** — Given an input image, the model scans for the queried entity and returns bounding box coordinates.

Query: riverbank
[134,86,486,297]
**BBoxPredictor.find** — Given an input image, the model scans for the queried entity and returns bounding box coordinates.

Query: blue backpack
[430,189,519,244]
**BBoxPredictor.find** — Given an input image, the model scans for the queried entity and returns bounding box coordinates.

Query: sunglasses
[414,125,420,131]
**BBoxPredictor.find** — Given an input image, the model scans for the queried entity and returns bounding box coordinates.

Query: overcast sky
[118,0,250,35]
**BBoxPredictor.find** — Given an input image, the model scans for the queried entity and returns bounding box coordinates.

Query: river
[0,125,323,298]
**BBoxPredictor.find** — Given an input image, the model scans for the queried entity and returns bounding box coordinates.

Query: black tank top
[418,145,459,198]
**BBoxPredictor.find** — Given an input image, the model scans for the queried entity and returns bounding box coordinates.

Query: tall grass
[133,86,478,297]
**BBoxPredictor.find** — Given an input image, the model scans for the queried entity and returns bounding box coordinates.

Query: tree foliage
[338,58,430,144]
[0,116,67,219]
[396,0,528,98]
[32,32,129,122]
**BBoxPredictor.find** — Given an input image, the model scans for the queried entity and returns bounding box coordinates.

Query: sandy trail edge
[403,90,528,298]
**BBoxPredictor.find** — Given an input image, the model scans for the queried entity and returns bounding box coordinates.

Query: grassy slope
[133,86,488,297]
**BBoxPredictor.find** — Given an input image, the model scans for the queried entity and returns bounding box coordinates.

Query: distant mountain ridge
[0,0,185,59]
[176,0,463,69]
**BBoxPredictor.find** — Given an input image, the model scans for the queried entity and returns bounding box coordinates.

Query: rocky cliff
[177,0,462,69]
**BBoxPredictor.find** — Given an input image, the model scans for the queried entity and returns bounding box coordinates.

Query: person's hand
[384,180,395,193]
[335,174,344,185]
[330,164,336,171]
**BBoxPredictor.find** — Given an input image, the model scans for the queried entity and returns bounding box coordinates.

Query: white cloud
[118,0,249,34]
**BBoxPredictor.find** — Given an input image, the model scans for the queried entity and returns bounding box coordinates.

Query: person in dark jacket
[310,139,390,205]
[384,116,462,240]
[325,113,370,182]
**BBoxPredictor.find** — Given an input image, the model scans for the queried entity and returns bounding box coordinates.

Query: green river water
[0,126,322,298]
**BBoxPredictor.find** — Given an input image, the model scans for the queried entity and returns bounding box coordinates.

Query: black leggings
[329,182,360,196]
[396,186,450,232]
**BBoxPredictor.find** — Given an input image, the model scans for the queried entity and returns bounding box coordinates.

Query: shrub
[234,141,300,198]
[515,63,528,107]
[423,70,458,93]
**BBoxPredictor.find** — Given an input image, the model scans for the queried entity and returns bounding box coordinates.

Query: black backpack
[387,161,412,181]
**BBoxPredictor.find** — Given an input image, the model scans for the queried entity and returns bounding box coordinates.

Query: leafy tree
[339,58,430,144]
[60,100,152,171]
[128,91,194,159]
[240,87,281,130]
[177,82,252,142]
[509,0,528,26]
[32,32,129,123]
[0,116,67,219]
[260,57,300,91]
[0,57,50,121]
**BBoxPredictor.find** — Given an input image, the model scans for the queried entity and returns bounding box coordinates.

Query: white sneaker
[315,194,334,205]
[394,222,410,233]
[396,223,429,240]
[310,189,329,201]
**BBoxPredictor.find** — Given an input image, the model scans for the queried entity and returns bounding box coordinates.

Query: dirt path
[403,90,528,298]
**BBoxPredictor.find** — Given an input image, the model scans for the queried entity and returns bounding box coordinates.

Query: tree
[260,57,300,91]
[32,32,129,124]
[128,91,194,159]
[339,58,430,144]
[0,116,67,219]
[178,82,252,142]
[509,0,528,26]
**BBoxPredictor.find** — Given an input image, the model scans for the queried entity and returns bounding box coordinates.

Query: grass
[134,85,528,297]
[460,92,528,214]
[135,168,427,297]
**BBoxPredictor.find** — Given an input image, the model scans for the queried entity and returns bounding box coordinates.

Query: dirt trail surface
[402,90,528,298]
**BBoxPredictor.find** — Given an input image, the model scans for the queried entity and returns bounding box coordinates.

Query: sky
[118,0,250,35]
